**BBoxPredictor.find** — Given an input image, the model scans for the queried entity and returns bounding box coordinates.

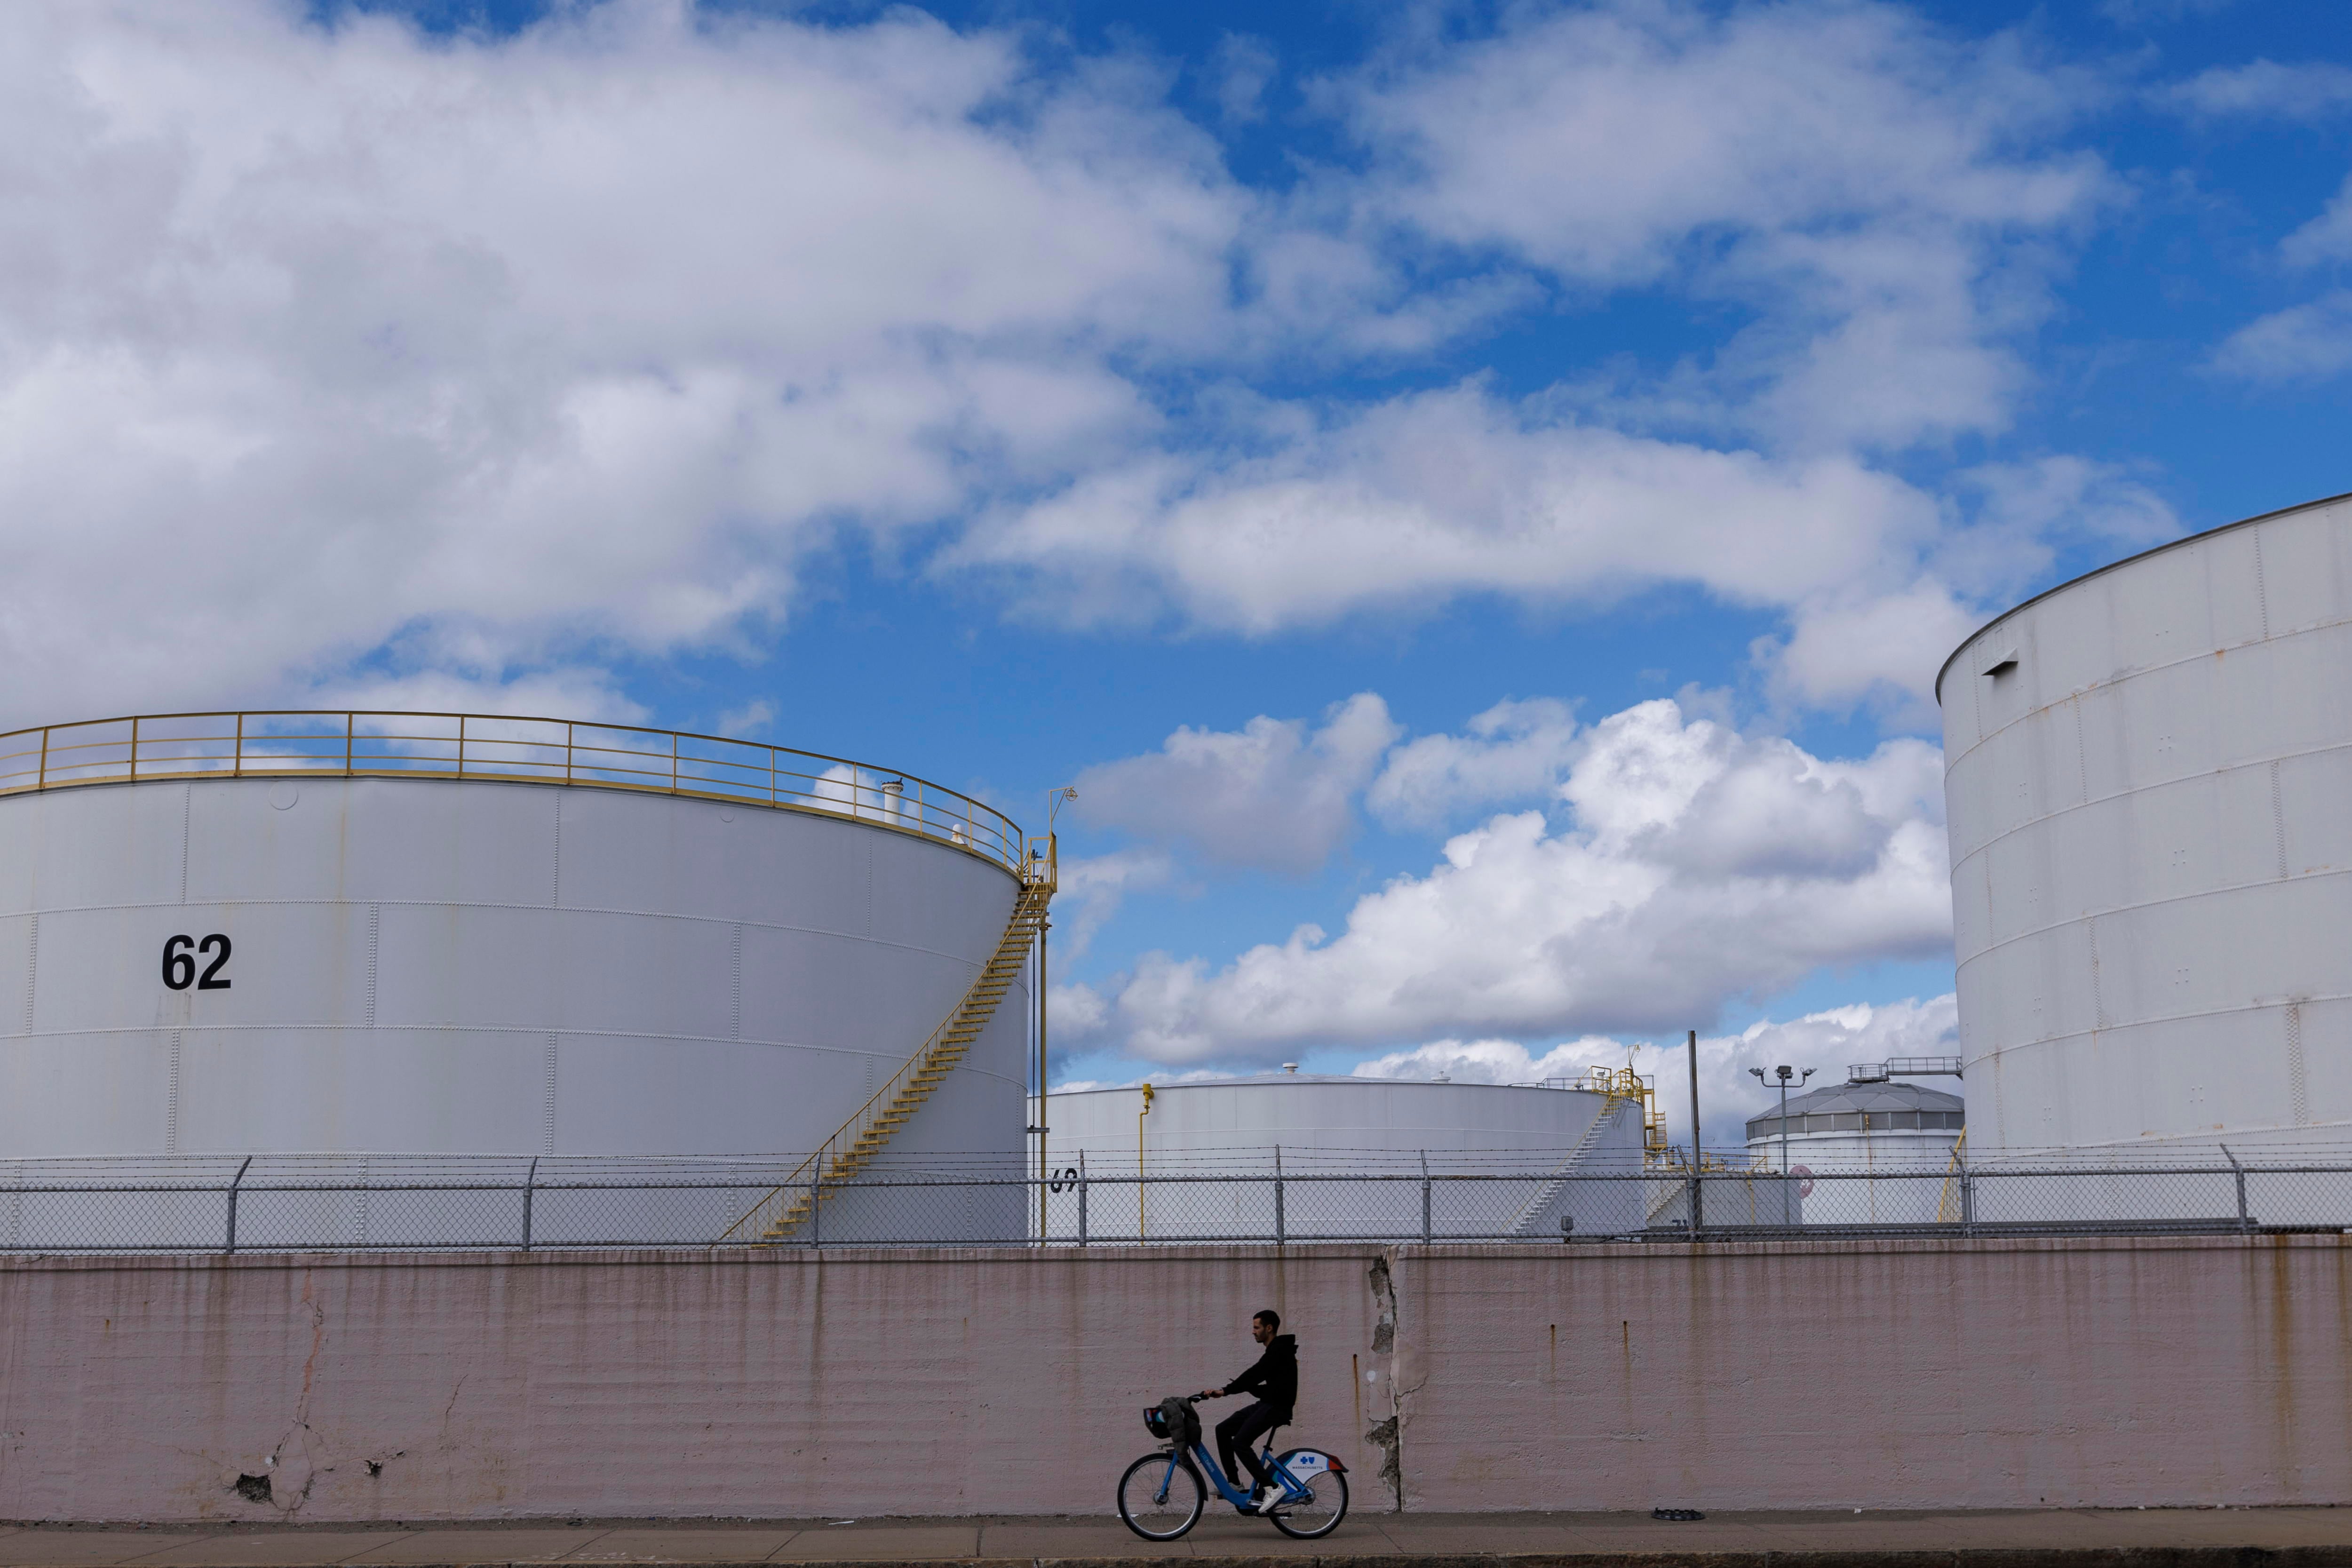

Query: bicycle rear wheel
[1118,1451,1205,1540]
[1265,1452,1348,1539]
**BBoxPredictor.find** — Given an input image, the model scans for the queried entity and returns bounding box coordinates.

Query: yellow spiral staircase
[718,838,1055,1245]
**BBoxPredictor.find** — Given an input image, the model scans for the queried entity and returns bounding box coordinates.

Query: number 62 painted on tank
[161,934,233,991]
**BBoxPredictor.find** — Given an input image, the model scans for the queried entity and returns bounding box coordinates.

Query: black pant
[1216,1401,1284,1492]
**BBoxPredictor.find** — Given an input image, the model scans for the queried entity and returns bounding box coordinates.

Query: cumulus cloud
[2214,292,2352,382]
[1368,698,1581,829]
[1334,0,2108,452]
[932,0,2125,714]
[0,0,2140,740]
[0,0,1242,724]
[1083,698,1951,1065]
[1072,693,1398,873]
[1350,994,1959,1152]
[959,384,1954,697]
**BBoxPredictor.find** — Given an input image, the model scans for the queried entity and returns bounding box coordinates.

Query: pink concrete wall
[0,1237,2346,1523]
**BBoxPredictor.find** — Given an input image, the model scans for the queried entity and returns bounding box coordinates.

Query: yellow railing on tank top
[0,709,1025,875]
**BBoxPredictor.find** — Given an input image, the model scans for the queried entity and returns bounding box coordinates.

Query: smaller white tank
[1037,1072,1646,1242]
[1744,1073,1965,1226]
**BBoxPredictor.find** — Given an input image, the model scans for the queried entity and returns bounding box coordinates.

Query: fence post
[521,1156,538,1251]
[1959,1158,1975,1237]
[1420,1151,1431,1246]
[2223,1145,2250,1233]
[809,1159,822,1250]
[1078,1151,1089,1247]
[1275,1146,1285,1248]
[224,1155,253,1255]
[1690,1166,1703,1242]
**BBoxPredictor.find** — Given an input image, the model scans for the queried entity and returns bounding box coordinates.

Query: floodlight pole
[1748,1063,1813,1226]
[1686,1029,1702,1238]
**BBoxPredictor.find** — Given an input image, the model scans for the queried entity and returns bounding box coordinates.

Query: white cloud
[2284,175,2352,268]
[0,0,1244,725]
[714,698,777,739]
[1209,34,1278,126]
[1052,848,1177,961]
[1368,698,1581,829]
[1087,697,1951,1065]
[2213,291,2352,382]
[305,666,648,724]
[1072,693,1399,874]
[1333,0,2108,451]
[2168,60,2352,121]
[1349,995,1960,1154]
[0,0,2139,741]
[960,382,1943,635]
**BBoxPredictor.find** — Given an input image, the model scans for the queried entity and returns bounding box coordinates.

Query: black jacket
[1227,1334,1298,1418]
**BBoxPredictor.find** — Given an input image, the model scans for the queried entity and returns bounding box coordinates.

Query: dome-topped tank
[1745,1074,1964,1225]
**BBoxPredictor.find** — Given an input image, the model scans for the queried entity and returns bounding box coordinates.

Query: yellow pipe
[1138,1082,1155,1239]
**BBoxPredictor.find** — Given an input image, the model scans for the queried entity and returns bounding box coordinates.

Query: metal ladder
[717,841,1055,1245]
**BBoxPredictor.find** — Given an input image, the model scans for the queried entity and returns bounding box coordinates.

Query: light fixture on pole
[1747,1063,1813,1226]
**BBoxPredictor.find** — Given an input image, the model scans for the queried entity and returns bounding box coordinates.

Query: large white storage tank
[0,713,1036,1238]
[1038,1073,1647,1241]
[1941,491,2352,1158]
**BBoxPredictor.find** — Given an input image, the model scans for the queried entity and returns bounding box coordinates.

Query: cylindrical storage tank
[1742,1077,1963,1225]
[0,712,1034,1245]
[1038,1074,1646,1241]
[1941,491,2352,1159]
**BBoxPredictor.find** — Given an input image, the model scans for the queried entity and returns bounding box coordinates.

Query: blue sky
[6,0,2349,1136]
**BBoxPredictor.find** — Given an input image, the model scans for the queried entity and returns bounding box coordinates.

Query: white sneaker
[1253,1482,1282,1511]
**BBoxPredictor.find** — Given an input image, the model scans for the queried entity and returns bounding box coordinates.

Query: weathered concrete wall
[0,1237,2347,1523]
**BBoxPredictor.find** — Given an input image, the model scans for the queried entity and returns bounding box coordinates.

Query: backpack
[1145,1395,1201,1449]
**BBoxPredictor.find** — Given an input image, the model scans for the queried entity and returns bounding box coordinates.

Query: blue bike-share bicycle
[1117,1394,1348,1540]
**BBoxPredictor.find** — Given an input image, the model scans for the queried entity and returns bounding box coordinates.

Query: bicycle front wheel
[1266,1453,1348,1540]
[1118,1451,1205,1540]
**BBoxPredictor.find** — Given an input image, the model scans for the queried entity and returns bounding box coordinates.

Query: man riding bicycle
[1197,1309,1296,1512]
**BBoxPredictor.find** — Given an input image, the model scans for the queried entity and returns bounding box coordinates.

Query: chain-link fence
[6,1151,2352,1252]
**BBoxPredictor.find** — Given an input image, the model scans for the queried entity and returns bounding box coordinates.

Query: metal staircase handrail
[715,838,1055,1245]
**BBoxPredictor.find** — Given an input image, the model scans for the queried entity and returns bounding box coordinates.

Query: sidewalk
[4,1510,2351,1567]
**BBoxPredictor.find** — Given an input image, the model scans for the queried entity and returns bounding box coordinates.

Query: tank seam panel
[1941,606,2352,775]
[21,914,34,1035]
[0,1019,1030,1073]
[1955,858,2352,967]
[0,898,997,970]
[542,1034,559,1156]
[2270,759,2289,880]
[178,784,190,905]
[2254,523,2272,640]
[1962,991,2352,1054]
[1947,733,2352,873]
[2287,1003,2309,1126]
[165,1029,181,1154]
